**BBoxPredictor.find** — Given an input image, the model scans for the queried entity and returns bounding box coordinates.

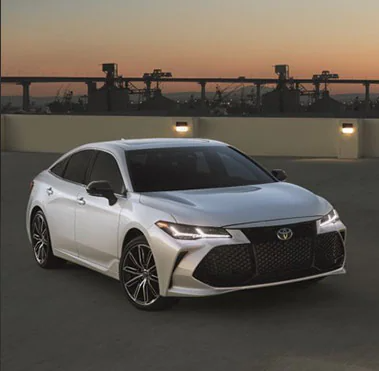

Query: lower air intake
[193,244,255,287]
[315,232,345,270]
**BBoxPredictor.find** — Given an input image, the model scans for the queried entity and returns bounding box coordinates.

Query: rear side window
[63,150,94,184]
[88,151,125,194]
[50,157,69,177]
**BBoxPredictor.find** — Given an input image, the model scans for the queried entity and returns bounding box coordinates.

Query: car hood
[139,182,331,227]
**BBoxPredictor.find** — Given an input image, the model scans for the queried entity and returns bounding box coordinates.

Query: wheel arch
[30,205,43,220]
[29,205,46,231]
[121,228,147,253]
[27,204,45,244]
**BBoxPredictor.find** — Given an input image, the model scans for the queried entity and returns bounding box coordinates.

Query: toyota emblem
[277,228,293,241]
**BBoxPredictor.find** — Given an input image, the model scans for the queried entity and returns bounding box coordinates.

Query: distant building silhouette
[261,86,301,114]
[138,89,176,112]
[87,64,130,112]
[308,91,345,114]
[3,62,378,117]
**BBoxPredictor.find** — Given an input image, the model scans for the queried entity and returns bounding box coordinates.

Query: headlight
[319,209,340,227]
[156,221,231,240]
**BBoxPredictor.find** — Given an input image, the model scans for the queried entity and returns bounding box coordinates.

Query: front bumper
[148,217,347,298]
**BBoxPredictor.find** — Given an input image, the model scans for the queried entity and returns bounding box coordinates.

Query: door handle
[77,197,86,205]
[46,187,53,196]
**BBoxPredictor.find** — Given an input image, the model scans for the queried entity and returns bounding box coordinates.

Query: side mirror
[86,180,117,206]
[271,169,287,182]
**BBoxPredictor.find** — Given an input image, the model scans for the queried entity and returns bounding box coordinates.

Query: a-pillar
[255,84,261,110]
[22,82,31,111]
[199,81,206,104]
[364,82,370,113]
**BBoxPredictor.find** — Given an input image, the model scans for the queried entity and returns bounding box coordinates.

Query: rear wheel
[119,235,179,311]
[31,210,65,269]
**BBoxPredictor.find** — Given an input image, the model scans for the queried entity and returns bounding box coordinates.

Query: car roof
[76,138,228,152]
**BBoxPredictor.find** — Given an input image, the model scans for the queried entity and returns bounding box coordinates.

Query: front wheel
[119,235,179,311]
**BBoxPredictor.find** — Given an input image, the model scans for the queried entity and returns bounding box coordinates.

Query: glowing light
[175,122,189,133]
[341,127,355,134]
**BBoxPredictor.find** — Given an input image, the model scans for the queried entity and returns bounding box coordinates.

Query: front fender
[117,199,177,259]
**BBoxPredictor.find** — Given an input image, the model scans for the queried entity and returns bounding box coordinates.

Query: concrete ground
[1,152,379,371]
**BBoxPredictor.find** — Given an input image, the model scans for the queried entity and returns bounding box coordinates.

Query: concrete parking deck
[1,152,379,371]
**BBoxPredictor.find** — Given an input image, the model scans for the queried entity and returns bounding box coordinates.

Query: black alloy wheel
[119,235,179,311]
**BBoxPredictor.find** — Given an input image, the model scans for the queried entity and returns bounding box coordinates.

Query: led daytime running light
[156,221,231,240]
[320,209,339,227]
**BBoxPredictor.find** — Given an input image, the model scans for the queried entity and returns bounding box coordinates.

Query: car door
[75,150,125,268]
[44,149,95,258]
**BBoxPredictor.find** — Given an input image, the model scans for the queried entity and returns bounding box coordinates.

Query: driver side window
[88,151,125,195]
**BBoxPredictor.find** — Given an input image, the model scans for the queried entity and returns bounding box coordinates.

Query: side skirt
[53,249,120,280]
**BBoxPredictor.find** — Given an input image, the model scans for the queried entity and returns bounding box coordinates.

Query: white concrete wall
[1,115,195,153]
[199,117,338,157]
[362,119,379,157]
[1,114,378,157]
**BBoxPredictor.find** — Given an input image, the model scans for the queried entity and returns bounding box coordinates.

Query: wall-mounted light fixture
[175,121,189,133]
[341,123,355,134]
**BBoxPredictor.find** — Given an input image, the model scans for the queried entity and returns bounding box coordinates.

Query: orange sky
[2,0,379,96]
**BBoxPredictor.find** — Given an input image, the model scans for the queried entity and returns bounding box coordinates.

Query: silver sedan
[26,138,347,310]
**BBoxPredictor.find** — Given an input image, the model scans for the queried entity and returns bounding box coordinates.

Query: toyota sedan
[26,138,347,310]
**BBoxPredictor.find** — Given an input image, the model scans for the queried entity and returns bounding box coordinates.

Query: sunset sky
[1,0,379,96]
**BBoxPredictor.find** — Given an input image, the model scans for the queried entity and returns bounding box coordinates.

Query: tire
[119,235,179,311]
[30,210,65,269]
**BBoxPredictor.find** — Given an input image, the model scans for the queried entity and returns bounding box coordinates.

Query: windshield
[125,145,275,192]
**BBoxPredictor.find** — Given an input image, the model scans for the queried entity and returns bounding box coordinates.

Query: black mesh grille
[193,244,255,287]
[193,223,345,288]
[315,232,345,270]
[254,237,313,275]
